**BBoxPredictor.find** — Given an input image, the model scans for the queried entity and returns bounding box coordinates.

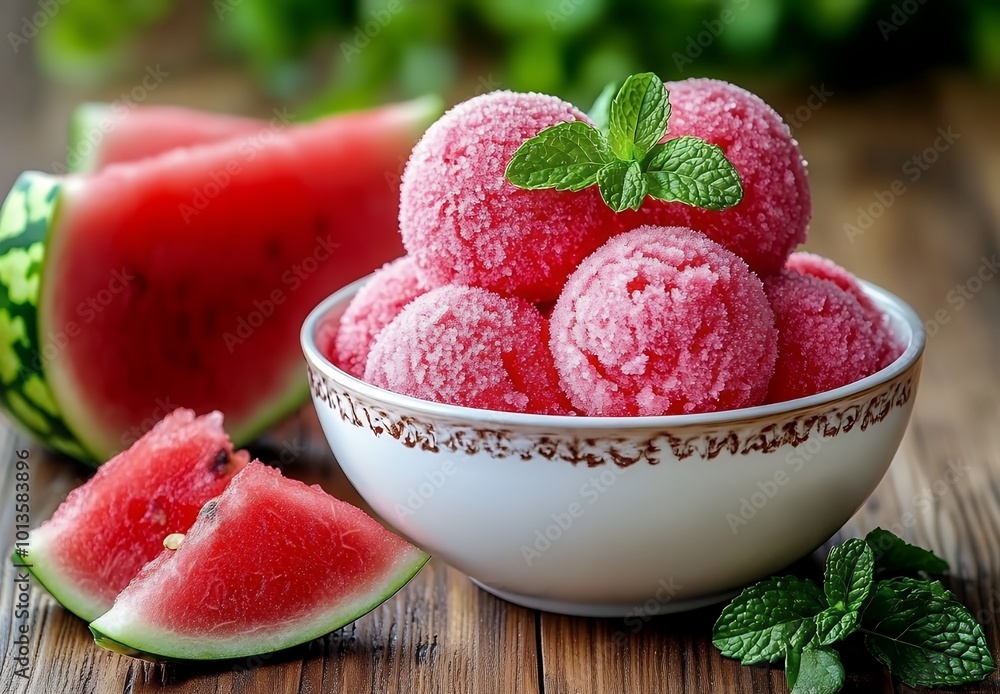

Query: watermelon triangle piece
[21,409,249,622]
[0,96,442,461]
[89,461,429,661]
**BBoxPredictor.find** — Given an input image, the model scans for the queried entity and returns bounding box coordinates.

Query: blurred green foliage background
[26,0,1000,112]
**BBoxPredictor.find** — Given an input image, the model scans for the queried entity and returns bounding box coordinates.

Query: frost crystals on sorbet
[549,226,778,416]
[765,269,885,403]
[333,256,430,377]
[785,252,903,368]
[365,285,569,415]
[399,91,618,302]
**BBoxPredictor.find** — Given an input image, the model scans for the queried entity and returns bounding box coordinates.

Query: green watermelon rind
[67,103,113,174]
[89,550,430,661]
[0,172,94,462]
[13,525,110,623]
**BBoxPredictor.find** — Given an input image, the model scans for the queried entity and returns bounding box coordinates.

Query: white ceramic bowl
[301,277,924,617]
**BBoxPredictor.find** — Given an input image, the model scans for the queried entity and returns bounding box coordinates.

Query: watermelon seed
[212,449,230,472]
[163,533,185,550]
[200,499,218,519]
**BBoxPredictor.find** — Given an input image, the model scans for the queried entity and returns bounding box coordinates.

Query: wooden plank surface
[2,76,1000,693]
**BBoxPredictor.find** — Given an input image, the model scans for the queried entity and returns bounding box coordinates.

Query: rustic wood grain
[3,76,1000,693]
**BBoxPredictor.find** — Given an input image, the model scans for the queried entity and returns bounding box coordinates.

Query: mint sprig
[505,72,743,213]
[712,529,994,692]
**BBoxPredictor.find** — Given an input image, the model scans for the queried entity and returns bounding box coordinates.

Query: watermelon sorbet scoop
[765,269,886,403]
[364,285,569,415]
[620,78,811,275]
[549,226,778,416]
[332,256,431,377]
[399,91,618,302]
[785,252,903,368]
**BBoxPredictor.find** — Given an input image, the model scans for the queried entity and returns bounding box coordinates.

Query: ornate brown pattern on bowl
[307,365,915,468]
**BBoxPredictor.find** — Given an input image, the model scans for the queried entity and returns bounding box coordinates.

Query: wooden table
[2,75,1000,693]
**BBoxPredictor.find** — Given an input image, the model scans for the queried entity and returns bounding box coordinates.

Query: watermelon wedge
[22,409,249,622]
[0,96,440,461]
[67,103,268,173]
[90,461,428,661]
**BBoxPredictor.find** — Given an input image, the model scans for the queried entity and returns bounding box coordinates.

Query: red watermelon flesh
[70,103,268,172]
[40,97,439,459]
[90,461,429,660]
[23,409,249,622]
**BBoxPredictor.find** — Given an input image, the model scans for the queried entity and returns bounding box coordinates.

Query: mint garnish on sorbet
[712,529,995,692]
[505,72,743,213]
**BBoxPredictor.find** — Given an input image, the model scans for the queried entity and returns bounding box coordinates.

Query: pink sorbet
[332,256,431,377]
[765,270,885,403]
[619,79,811,275]
[399,91,618,302]
[365,285,569,414]
[549,226,778,416]
[785,252,903,367]
[315,311,340,369]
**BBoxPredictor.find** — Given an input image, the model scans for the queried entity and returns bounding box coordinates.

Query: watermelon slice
[90,461,429,661]
[67,103,268,173]
[0,96,440,461]
[22,409,249,622]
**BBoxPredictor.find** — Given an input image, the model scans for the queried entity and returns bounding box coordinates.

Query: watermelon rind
[15,525,106,622]
[66,103,111,173]
[0,172,92,462]
[89,550,430,661]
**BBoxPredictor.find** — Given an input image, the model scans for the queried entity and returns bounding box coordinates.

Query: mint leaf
[643,136,743,210]
[505,121,612,192]
[608,72,670,161]
[807,538,873,648]
[865,528,949,576]
[712,576,826,665]
[597,160,646,212]
[812,607,860,647]
[587,81,620,135]
[786,647,845,694]
[925,577,961,602]
[785,648,801,688]
[825,538,874,612]
[862,577,995,687]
